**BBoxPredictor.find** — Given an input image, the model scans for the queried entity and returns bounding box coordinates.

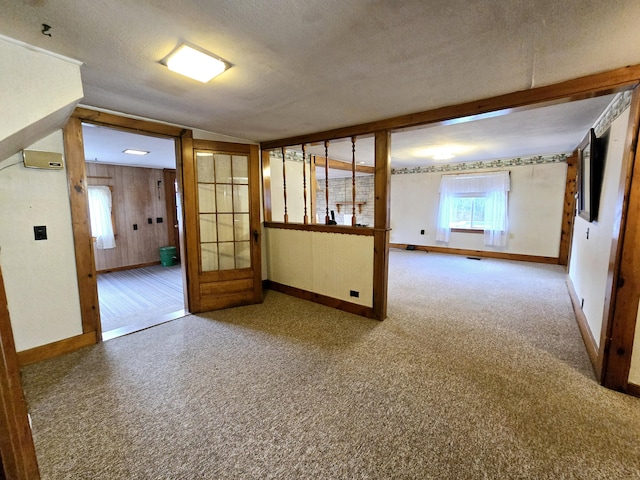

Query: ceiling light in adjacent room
[163,44,229,83]
[123,149,149,156]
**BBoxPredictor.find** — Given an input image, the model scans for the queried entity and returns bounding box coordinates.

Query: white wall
[266,228,374,307]
[0,35,83,162]
[390,162,567,257]
[0,131,83,351]
[569,107,630,347]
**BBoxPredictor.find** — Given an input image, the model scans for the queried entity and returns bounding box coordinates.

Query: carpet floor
[21,251,640,479]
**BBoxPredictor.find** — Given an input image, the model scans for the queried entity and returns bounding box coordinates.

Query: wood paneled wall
[86,163,170,271]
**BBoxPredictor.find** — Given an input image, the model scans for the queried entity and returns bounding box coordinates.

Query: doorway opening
[82,123,186,340]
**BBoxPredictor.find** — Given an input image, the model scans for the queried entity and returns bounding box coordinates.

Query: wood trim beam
[264,281,376,319]
[96,261,161,274]
[600,86,640,391]
[261,64,640,149]
[566,276,598,372]
[163,169,178,253]
[63,116,101,337]
[17,332,97,367]
[313,155,375,174]
[389,243,559,265]
[73,107,184,137]
[559,151,579,267]
[181,136,201,313]
[373,131,391,321]
[264,222,374,236]
[0,266,40,479]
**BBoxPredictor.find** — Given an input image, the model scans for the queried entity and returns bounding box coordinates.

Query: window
[450,194,486,230]
[88,185,116,249]
[436,171,510,247]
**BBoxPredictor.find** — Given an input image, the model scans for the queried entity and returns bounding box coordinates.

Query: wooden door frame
[599,86,640,391]
[0,265,40,479]
[64,108,191,342]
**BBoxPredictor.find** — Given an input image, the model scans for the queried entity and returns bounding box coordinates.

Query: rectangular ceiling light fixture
[162,43,229,83]
[123,149,150,156]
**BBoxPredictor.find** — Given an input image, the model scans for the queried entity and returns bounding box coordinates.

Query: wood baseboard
[566,276,599,374]
[264,280,377,320]
[389,243,559,264]
[17,331,97,367]
[97,261,162,274]
[627,383,640,397]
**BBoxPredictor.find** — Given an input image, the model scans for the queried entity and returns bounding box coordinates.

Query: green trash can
[159,246,177,267]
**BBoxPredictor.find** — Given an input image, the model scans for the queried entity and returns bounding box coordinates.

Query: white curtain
[436,171,510,246]
[88,186,116,249]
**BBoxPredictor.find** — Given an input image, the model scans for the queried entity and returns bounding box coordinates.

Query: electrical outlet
[33,225,47,240]
[420,229,425,235]
[350,290,359,298]
[133,224,138,230]
[148,218,153,224]
[156,217,163,223]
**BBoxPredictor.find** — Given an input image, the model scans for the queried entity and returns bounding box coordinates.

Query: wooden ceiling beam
[312,155,375,174]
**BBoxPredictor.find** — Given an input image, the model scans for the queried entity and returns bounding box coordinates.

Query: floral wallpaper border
[391,153,568,175]
[593,90,632,137]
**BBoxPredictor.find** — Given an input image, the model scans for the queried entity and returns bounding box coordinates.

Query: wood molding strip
[97,261,161,274]
[17,332,97,367]
[264,222,374,236]
[389,243,559,265]
[264,281,376,319]
[63,117,101,337]
[0,266,41,479]
[566,276,599,372]
[261,64,640,149]
[628,383,640,398]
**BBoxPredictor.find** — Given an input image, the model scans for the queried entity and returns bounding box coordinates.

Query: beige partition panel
[266,228,374,307]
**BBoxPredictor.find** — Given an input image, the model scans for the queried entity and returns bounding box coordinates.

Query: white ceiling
[80,92,614,173]
[2,1,640,145]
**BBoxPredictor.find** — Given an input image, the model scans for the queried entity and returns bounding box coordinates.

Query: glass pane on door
[196,151,252,272]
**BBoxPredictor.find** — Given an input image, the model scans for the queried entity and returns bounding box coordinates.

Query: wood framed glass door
[182,139,262,313]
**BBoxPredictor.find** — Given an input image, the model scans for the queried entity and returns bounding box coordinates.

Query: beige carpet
[21,251,640,479]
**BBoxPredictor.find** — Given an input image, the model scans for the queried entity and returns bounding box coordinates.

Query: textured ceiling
[2,0,640,144]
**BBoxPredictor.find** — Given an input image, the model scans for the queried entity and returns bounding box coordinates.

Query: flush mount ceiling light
[123,149,149,156]
[162,43,230,83]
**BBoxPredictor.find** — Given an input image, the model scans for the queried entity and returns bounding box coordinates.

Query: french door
[182,139,262,313]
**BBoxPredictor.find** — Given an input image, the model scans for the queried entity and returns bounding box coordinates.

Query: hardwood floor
[97,264,185,340]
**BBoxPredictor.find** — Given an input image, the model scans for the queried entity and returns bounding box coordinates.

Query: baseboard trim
[389,243,559,264]
[264,280,377,320]
[17,331,98,366]
[97,261,162,274]
[566,276,599,374]
[627,383,640,397]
